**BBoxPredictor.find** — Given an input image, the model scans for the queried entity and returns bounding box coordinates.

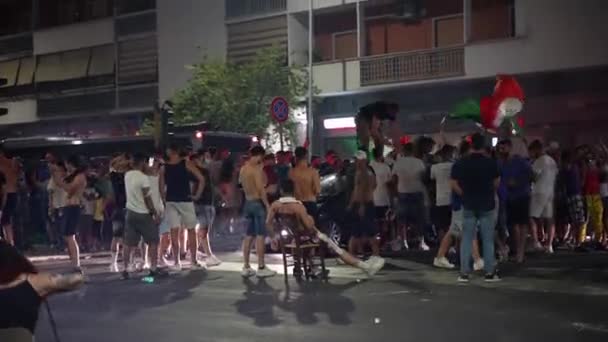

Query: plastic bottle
[141,276,155,284]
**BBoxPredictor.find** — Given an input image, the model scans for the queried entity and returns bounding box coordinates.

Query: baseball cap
[355,150,367,161]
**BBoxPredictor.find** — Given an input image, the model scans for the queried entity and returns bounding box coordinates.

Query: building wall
[157,0,227,101]
[465,0,608,78]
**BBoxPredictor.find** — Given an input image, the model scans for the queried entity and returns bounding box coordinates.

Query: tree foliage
[170,46,310,146]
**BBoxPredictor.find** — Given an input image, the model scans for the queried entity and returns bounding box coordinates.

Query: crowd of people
[0,130,607,284]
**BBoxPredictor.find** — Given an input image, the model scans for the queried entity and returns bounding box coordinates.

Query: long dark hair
[0,240,37,284]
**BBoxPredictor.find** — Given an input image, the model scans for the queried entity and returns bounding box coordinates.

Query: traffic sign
[270,97,289,123]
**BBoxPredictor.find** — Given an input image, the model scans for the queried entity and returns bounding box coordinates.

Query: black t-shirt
[110,171,126,209]
[451,153,499,212]
[193,166,214,206]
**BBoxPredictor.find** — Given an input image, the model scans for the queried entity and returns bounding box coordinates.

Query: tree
[170,46,310,147]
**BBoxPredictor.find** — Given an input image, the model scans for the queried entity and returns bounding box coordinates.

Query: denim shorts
[243,200,267,237]
[196,205,216,228]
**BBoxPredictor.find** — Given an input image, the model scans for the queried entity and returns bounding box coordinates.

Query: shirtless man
[266,179,385,277]
[240,145,276,278]
[57,156,87,272]
[289,147,321,221]
[0,149,19,246]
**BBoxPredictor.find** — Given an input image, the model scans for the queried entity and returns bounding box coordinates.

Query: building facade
[1,0,607,156]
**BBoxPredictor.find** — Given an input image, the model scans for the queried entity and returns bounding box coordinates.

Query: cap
[355,150,367,161]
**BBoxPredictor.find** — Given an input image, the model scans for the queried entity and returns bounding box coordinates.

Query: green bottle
[141,276,155,284]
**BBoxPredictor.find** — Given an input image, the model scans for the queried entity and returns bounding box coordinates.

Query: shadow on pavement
[234,277,360,327]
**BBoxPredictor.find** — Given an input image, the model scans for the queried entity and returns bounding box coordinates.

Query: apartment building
[0,0,158,138]
[2,0,608,156]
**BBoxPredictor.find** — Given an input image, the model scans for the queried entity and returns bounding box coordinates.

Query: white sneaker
[241,267,256,278]
[534,242,544,251]
[403,239,410,250]
[127,263,137,273]
[546,245,554,254]
[109,263,119,273]
[362,258,385,277]
[419,239,430,251]
[368,256,385,269]
[256,267,277,278]
[206,255,222,267]
[191,261,207,270]
[143,262,150,270]
[473,259,485,271]
[171,262,183,272]
[433,257,455,269]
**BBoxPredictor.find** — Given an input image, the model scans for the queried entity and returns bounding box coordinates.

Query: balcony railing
[225,0,286,19]
[360,47,465,86]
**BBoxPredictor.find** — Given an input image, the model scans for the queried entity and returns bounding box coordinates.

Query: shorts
[375,206,389,220]
[243,200,267,236]
[567,195,586,225]
[165,202,198,229]
[398,192,425,227]
[432,205,451,230]
[62,205,82,236]
[302,201,318,223]
[507,196,530,226]
[112,208,126,238]
[196,204,216,228]
[448,209,463,237]
[124,210,160,246]
[350,202,377,238]
[530,193,554,219]
[158,213,171,234]
[1,193,17,226]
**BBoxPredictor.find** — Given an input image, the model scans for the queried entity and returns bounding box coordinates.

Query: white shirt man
[392,155,426,194]
[530,154,558,219]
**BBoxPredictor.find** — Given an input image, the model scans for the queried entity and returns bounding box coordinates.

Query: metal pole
[279,124,284,151]
[356,0,361,57]
[307,0,314,153]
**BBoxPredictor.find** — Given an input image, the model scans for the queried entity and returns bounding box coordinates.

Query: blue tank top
[164,160,192,202]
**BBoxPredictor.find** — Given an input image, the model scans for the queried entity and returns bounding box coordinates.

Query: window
[17,57,35,85]
[435,16,464,47]
[470,0,515,41]
[334,32,357,60]
[0,0,32,36]
[0,59,20,88]
[37,0,113,29]
[88,45,115,76]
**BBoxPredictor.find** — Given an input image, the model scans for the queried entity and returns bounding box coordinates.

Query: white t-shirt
[531,155,558,196]
[148,175,164,214]
[370,160,391,207]
[430,161,454,207]
[81,188,96,216]
[392,156,426,194]
[125,170,151,214]
[47,178,67,209]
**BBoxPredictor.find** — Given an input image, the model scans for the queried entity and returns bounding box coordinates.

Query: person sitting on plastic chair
[267,179,385,277]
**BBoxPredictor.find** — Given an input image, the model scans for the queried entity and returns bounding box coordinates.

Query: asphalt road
[32,251,608,342]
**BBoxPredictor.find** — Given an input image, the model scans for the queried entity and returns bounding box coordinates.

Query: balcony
[360,47,465,86]
[225,0,286,19]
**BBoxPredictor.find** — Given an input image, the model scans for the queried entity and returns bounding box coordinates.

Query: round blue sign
[270,97,289,123]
